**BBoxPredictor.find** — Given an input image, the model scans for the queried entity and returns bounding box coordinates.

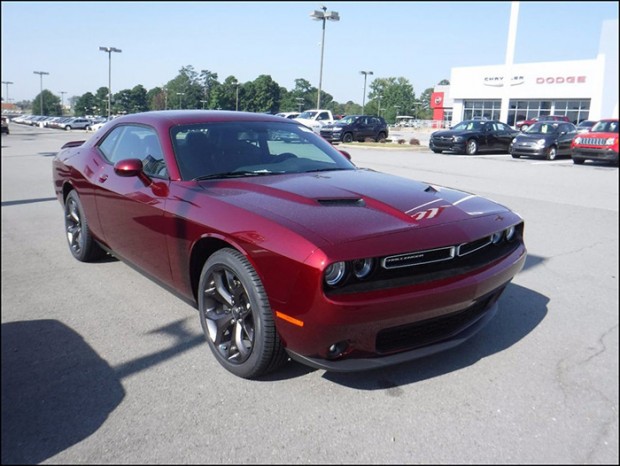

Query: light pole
[310,6,339,109]
[176,92,185,109]
[200,99,208,109]
[1,81,13,106]
[296,97,305,112]
[359,71,373,114]
[99,46,122,118]
[394,105,401,125]
[233,81,240,111]
[377,94,382,117]
[33,71,49,115]
[59,91,67,115]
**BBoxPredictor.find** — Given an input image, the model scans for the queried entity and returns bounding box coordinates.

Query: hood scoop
[317,198,366,207]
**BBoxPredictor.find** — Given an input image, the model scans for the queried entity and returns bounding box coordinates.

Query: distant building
[434,19,618,126]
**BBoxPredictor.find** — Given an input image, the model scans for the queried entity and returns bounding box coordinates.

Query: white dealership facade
[433,19,618,126]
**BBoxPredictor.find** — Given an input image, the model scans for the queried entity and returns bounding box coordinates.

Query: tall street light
[310,6,339,109]
[33,71,49,115]
[99,46,122,118]
[359,71,373,114]
[176,92,185,109]
[2,81,14,105]
[296,97,305,112]
[232,81,240,111]
[59,91,67,115]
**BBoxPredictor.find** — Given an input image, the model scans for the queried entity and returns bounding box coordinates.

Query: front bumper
[276,242,527,372]
[572,148,619,163]
[430,139,466,153]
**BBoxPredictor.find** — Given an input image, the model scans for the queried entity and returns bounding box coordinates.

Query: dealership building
[431,19,618,127]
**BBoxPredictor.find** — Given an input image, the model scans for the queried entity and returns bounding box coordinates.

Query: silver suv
[58,117,92,131]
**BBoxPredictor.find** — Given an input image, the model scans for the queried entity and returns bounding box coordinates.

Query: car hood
[198,169,510,245]
[514,133,556,141]
[431,129,476,138]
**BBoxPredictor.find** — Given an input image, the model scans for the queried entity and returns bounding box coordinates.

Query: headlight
[535,139,546,147]
[574,137,582,144]
[505,225,516,241]
[453,136,464,142]
[333,127,342,132]
[352,258,374,279]
[605,138,615,145]
[491,232,503,244]
[324,262,346,286]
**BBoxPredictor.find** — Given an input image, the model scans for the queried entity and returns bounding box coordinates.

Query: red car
[571,118,619,166]
[52,110,527,379]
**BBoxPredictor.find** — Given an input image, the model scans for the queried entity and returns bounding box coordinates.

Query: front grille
[326,223,524,295]
[580,138,607,145]
[375,287,504,353]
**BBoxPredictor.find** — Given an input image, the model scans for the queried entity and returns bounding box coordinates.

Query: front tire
[465,139,478,155]
[198,248,287,379]
[546,146,557,160]
[64,190,106,262]
[572,157,585,165]
[342,133,353,143]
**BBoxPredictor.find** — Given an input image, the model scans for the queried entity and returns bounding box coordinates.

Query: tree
[438,79,450,85]
[31,90,61,115]
[368,77,416,124]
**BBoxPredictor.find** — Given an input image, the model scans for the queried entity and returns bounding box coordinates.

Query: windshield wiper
[302,167,350,173]
[194,170,282,181]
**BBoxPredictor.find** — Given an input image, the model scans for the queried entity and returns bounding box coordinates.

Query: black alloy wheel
[64,190,106,262]
[198,248,287,378]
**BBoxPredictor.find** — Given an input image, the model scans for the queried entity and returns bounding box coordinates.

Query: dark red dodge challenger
[53,110,527,379]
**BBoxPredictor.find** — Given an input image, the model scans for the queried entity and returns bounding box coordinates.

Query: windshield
[297,111,318,119]
[451,121,483,132]
[525,122,559,134]
[590,120,619,133]
[336,115,359,124]
[171,120,356,180]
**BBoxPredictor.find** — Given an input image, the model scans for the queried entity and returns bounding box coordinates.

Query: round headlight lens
[491,232,503,244]
[352,258,374,279]
[324,262,346,286]
[505,225,516,241]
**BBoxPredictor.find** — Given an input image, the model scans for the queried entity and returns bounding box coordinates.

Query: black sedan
[429,120,519,155]
[509,121,577,160]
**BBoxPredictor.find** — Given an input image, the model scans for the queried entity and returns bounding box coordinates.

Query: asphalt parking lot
[1,123,618,464]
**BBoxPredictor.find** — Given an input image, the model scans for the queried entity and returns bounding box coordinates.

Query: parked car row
[10,114,108,131]
[429,118,618,166]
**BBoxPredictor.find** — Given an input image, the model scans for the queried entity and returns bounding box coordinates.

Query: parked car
[429,119,519,155]
[515,115,570,132]
[576,120,596,134]
[571,119,619,166]
[57,117,92,131]
[319,115,389,143]
[52,110,526,379]
[509,121,577,160]
[1,116,9,135]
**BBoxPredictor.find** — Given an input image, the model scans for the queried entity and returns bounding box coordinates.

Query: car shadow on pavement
[323,281,548,389]
[1,320,125,465]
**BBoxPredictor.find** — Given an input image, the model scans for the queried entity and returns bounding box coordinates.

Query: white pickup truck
[294,109,336,133]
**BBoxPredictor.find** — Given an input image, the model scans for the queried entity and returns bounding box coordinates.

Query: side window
[98,125,167,178]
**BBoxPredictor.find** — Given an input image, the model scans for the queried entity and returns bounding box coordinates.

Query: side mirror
[114,158,152,187]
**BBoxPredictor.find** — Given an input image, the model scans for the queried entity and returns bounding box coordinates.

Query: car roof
[110,110,296,129]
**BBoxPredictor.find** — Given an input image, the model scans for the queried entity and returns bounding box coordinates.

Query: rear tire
[64,190,106,262]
